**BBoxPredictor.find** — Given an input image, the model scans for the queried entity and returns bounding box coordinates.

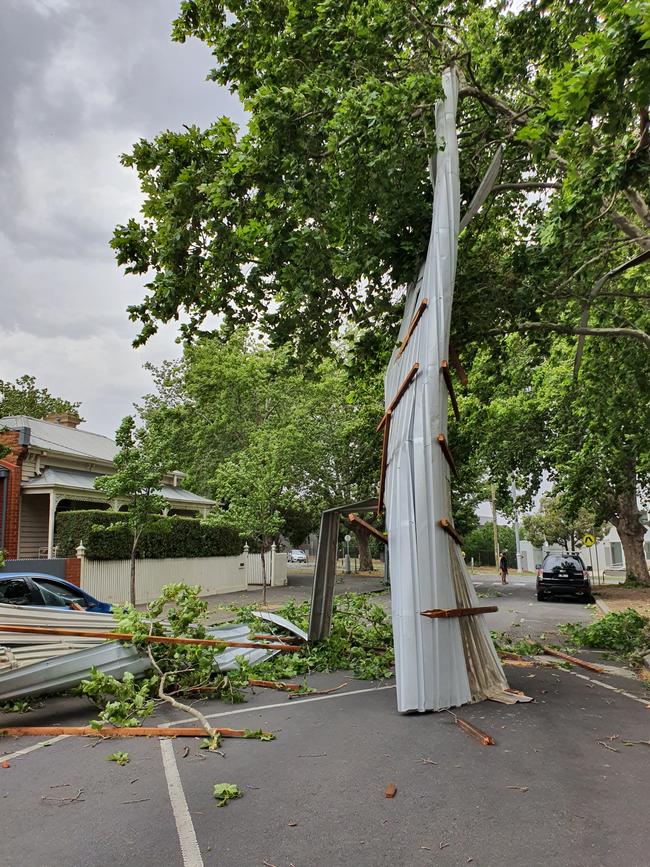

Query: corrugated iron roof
[0,415,117,463]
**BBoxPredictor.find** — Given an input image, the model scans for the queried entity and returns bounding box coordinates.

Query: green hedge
[55,511,241,560]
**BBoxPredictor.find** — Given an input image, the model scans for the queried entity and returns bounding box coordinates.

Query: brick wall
[64,557,81,587]
[0,430,28,559]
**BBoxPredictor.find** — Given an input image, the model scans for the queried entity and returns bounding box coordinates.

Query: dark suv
[536,553,592,602]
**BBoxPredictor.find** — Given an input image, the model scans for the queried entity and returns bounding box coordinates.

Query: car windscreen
[31,578,89,608]
[543,555,584,573]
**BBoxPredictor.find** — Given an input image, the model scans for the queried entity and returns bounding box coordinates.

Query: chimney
[45,411,81,429]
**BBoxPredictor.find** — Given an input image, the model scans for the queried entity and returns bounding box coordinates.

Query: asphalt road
[2,574,649,867]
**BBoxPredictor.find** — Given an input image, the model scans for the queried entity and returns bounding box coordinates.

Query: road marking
[170,683,397,727]
[514,582,526,587]
[160,738,204,867]
[1,734,69,762]
[567,671,650,706]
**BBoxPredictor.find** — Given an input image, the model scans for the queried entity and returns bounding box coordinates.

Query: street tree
[111,1,650,362]
[521,493,604,553]
[95,416,166,604]
[0,375,82,419]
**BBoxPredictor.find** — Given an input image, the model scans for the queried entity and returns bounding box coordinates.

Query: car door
[0,577,39,606]
[29,576,92,610]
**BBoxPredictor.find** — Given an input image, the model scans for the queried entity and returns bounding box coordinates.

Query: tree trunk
[354,525,374,573]
[260,546,268,607]
[130,536,138,606]
[613,487,649,584]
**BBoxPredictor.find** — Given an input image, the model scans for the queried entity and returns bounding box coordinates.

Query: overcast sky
[1,0,246,436]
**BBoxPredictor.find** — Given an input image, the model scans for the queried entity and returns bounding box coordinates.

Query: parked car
[287,549,308,564]
[535,554,592,602]
[0,573,112,613]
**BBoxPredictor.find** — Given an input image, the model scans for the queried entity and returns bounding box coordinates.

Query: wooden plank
[420,605,498,619]
[436,434,458,477]
[0,624,301,653]
[0,726,273,739]
[542,646,605,673]
[397,299,428,357]
[348,514,388,545]
[377,363,420,431]
[377,411,392,514]
[440,360,460,421]
[448,342,468,386]
[438,517,463,546]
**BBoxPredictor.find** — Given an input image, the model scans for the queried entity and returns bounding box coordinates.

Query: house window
[610,541,623,566]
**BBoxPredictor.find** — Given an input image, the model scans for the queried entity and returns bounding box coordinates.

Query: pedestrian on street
[499,551,509,584]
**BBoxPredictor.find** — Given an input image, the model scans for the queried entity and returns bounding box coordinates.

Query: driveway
[2,573,648,867]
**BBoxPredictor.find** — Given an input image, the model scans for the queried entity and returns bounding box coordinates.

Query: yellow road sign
[583,533,596,547]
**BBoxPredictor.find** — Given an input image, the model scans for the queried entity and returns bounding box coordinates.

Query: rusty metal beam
[420,606,498,619]
[377,363,420,431]
[440,360,460,421]
[436,434,458,477]
[377,411,392,514]
[438,517,463,546]
[348,513,388,545]
[398,299,428,357]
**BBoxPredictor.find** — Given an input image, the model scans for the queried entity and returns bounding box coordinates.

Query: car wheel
[536,591,545,601]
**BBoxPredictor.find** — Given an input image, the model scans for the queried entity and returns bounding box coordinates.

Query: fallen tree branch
[490,321,650,352]
[0,726,271,738]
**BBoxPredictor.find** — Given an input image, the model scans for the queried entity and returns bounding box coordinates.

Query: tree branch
[609,211,650,251]
[492,322,650,352]
[623,190,650,229]
[490,182,560,193]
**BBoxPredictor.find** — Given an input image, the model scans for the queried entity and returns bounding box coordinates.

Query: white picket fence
[79,546,287,605]
[243,544,288,588]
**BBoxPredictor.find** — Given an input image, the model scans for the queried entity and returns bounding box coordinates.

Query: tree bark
[353,525,374,572]
[612,486,649,585]
[260,545,268,607]
[129,533,138,606]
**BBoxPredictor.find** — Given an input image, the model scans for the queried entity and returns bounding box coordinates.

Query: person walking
[499,550,509,584]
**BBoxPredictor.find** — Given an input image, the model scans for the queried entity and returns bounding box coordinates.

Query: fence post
[270,542,276,586]
[243,543,250,585]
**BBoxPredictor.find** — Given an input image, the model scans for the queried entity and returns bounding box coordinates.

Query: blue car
[0,572,112,613]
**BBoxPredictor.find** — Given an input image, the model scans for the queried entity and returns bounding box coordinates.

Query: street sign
[583,533,596,547]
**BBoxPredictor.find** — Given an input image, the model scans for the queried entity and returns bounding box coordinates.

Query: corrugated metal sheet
[384,69,511,713]
[0,415,117,463]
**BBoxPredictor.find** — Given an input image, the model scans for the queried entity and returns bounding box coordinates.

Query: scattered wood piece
[41,787,84,804]
[122,798,151,805]
[248,679,301,692]
[0,726,273,739]
[0,623,301,653]
[1,760,10,769]
[542,646,605,673]
[417,758,438,765]
[288,681,349,699]
[501,659,535,668]
[288,821,298,827]
[596,740,619,752]
[506,786,529,793]
[182,746,190,758]
[297,753,328,758]
[384,783,397,798]
[262,861,278,867]
[420,605,497,619]
[622,740,650,747]
[440,841,450,850]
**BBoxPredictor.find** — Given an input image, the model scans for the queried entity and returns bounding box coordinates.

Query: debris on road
[542,646,605,673]
[0,725,275,739]
[107,751,130,765]
[384,783,397,798]
[288,681,349,699]
[213,783,242,807]
[446,710,496,746]
[506,786,529,793]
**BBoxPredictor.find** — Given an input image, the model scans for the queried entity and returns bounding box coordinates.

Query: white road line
[160,738,204,867]
[567,671,650,706]
[170,683,397,727]
[1,734,69,762]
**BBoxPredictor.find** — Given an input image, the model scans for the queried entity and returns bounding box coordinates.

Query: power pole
[491,485,500,571]
[511,478,522,573]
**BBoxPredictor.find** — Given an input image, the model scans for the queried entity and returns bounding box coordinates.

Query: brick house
[0,413,214,560]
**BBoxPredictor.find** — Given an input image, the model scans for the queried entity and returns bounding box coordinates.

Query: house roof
[21,467,215,507]
[0,415,117,463]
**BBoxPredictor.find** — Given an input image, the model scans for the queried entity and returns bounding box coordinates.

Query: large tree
[0,375,82,419]
[112,1,649,360]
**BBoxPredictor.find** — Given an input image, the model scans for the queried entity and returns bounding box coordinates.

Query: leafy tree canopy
[0,374,82,420]
[112,0,649,363]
